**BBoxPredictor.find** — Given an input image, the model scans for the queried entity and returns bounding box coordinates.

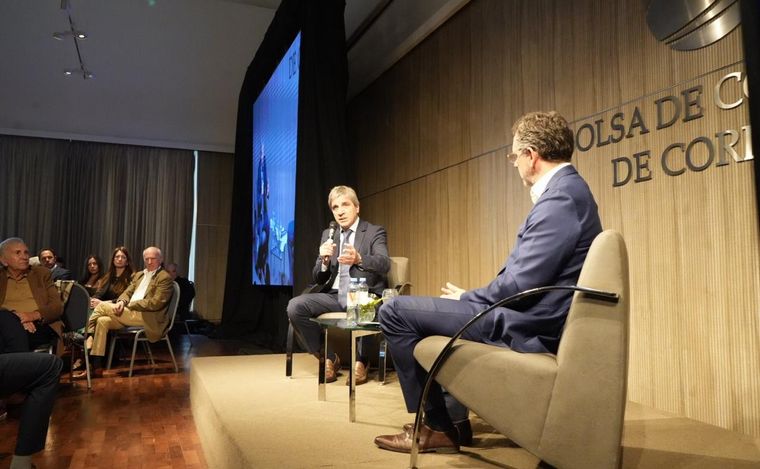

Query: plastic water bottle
[356,278,371,322]
[346,278,359,324]
[357,278,369,306]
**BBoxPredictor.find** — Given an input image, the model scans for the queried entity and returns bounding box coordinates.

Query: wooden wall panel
[194,151,233,322]
[348,0,759,437]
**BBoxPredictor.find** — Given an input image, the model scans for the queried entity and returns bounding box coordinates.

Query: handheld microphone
[327,221,338,241]
[321,221,339,271]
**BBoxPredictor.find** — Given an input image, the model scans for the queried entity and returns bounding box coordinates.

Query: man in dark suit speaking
[374,111,603,454]
[287,185,390,384]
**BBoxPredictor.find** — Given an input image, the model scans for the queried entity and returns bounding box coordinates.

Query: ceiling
[0,0,468,152]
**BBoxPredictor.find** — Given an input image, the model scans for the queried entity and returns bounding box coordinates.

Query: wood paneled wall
[348,0,759,436]
[194,151,234,323]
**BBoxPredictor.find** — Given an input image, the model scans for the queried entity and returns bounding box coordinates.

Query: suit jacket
[311,219,391,296]
[0,265,64,334]
[49,265,72,281]
[119,268,174,342]
[461,165,602,354]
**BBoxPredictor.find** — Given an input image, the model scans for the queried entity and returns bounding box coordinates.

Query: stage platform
[190,353,760,468]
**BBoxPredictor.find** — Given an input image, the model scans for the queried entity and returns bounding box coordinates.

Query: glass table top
[309,316,381,331]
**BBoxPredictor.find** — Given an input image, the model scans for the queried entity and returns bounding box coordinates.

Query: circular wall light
[646,0,740,51]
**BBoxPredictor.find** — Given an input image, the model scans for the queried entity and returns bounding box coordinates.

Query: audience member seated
[90,246,134,309]
[85,246,173,376]
[38,248,72,281]
[287,185,390,385]
[0,351,62,469]
[79,254,104,296]
[0,238,64,352]
[165,263,195,321]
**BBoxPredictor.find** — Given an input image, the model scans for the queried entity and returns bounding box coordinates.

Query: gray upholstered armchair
[413,230,629,469]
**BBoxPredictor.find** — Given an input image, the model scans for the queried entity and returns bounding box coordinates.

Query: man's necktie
[338,228,352,308]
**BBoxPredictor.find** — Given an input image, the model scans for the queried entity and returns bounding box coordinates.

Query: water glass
[358,303,376,323]
[382,289,398,302]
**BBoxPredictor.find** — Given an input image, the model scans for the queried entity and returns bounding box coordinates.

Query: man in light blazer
[287,185,390,384]
[374,111,603,454]
[86,246,173,374]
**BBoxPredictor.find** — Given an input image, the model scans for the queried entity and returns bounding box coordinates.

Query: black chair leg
[286,322,294,377]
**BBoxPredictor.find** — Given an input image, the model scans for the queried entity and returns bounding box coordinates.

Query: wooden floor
[0,333,269,469]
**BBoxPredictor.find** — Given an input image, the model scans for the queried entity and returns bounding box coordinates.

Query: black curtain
[221,0,351,350]
[0,135,195,281]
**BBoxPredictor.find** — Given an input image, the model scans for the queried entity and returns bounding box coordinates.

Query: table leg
[318,327,327,401]
[378,337,387,384]
[349,330,357,422]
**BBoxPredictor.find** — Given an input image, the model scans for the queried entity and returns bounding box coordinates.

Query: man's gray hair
[143,246,163,259]
[0,237,26,257]
[328,185,359,208]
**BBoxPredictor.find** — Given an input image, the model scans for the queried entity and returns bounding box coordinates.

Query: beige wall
[348,0,759,436]
[194,151,234,323]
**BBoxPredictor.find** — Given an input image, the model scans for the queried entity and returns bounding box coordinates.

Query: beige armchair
[413,230,629,469]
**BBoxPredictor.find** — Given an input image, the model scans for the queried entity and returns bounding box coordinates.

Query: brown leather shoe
[402,419,472,446]
[325,355,340,383]
[374,424,459,454]
[345,361,369,385]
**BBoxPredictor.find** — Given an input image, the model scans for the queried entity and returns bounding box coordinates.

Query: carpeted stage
[191,354,760,469]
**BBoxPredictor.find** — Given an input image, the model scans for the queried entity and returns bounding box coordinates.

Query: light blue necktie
[338,228,352,308]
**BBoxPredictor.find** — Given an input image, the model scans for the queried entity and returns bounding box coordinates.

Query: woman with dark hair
[90,246,134,308]
[79,255,104,296]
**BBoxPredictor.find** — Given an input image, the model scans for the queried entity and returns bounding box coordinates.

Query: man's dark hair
[38,248,57,259]
[512,111,574,162]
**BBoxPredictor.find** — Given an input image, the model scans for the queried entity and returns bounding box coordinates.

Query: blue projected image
[252,32,300,286]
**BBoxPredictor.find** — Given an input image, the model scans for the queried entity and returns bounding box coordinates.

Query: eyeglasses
[507,146,530,163]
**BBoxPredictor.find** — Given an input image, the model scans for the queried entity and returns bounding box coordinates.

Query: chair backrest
[388,256,411,295]
[163,282,181,335]
[540,230,630,469]
[62,283,90,331]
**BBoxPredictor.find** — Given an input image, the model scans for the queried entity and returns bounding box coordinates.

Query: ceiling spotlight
[55,8,94,80]
[53,30,87,40]
[63,68,95,79]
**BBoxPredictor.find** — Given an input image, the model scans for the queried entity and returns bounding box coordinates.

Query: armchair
[412,230,629,469]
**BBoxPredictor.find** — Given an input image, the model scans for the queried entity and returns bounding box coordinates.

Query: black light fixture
[56,0,94,80]
[53,30,87,41]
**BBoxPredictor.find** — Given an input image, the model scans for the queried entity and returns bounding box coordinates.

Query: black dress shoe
[402,419,473,446]
[375,423,459,454]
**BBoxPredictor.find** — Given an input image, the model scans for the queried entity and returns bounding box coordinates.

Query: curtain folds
[0,135,194,280]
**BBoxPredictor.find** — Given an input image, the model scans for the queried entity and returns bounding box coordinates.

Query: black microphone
[327,221,338,240]
[321,221,339,271]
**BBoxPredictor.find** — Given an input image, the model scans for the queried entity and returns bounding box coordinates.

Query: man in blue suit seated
[374,111,602,454]
[287,185,390,384]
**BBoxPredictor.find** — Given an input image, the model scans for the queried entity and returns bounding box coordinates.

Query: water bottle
[346,278,359,324]
[357,278,370,322]
[357,278,369,306]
